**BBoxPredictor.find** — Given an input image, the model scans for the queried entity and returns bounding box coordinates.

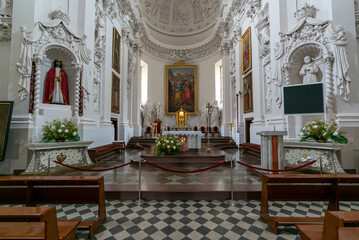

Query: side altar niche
[23,141,94,175]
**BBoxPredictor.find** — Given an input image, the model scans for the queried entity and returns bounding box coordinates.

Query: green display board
[0,101,13,162]
[283,83,324,115]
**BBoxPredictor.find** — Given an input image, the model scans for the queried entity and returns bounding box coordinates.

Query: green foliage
[155,134,181,155]
[42,119,80,143]
[299,119,348,144]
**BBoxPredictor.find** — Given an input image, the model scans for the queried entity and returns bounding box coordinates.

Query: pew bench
[88,142,125,163]
[0,176,106,239]
[296,211,359,240]
[260,173,359,234]
[0,206,80,240]
[241,143,261,157]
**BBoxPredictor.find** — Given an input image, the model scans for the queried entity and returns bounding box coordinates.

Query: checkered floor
[39,200,359,239]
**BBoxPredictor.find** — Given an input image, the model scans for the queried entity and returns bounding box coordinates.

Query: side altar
[23,141,94,175]
[284,141,345,173]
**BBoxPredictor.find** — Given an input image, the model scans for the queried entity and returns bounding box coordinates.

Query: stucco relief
[140,0,220,35]
[0,0,11,41]
[264,64,272,114]
[0,0,12,17]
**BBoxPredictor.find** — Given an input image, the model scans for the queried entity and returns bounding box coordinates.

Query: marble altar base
[23,141,94,175]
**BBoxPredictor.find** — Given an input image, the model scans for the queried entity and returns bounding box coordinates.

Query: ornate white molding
[49,9,70,24]
[0,19,11,41]
[16,17,91,116]
[294,3,317,21]
[246,0,261,19]
[138,20,222,61]
[264,64,272,114]
[94,0,106,67]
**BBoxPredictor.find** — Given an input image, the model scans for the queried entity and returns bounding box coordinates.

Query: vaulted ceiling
[137,0,222,47]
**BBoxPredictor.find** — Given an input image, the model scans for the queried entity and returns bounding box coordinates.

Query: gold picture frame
[112,27,121,74]
[165,60,197,115]
[243,72,253,113]
[241,27,252,74]
[0,101,13,162]
[111,72,120,114]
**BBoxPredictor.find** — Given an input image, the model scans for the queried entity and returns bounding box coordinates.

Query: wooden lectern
[257,131,287,173]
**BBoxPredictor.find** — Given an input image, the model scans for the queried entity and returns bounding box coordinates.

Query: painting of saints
[241,27,252,74]
[166,63,197,115]
[243,73,253,113]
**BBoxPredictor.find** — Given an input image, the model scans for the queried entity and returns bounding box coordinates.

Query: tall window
[215,59,223,105]
[140,60,148,105]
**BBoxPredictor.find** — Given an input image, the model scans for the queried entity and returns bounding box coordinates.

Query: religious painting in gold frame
[243,72,253,113]
[112,27,121,74]
[165,60,197,115]
[241,27,252,74]
[111,72,120,114]
[0,101,13,162]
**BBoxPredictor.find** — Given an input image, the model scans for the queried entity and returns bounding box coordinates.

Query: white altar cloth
[163,131,202,149]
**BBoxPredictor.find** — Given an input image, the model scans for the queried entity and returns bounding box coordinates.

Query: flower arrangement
[155,134,181,155]
[42,119,80,143]
[299,119,348,144]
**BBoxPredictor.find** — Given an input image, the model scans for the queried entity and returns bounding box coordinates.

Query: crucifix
[206,103,213,152]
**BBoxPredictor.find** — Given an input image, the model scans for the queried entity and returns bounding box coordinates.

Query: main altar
[162,131,203,150]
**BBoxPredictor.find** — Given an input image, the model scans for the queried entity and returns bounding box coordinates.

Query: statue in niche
[211,100,221,128]
[299,56,319,84]
[141,100,154,127]
[43,59,69,105]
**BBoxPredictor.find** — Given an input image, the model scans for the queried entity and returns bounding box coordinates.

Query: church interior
[0,0,359,239]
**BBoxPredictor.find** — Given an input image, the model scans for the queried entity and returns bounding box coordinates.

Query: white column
[221,44,231,136]
[132,49,142,136]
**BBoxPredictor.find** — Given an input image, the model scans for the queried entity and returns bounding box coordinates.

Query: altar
[162,131,203,150]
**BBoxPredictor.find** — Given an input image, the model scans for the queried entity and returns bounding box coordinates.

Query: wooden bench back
[0,176,106,238]
[322,211,359,240]
[0,207,59,240]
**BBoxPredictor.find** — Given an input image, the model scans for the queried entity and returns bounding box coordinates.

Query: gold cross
[302,152,309,159]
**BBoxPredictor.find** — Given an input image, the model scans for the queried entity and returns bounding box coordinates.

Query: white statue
[211,100,221,128]
[327,24,351,101]
[155,102,165,121]
[299,56,319,84]
[199,103,208,128]
[141,100,154,127]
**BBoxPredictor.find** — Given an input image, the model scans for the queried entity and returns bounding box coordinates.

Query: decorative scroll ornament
[16,17,91,100]
[48,8,70,24]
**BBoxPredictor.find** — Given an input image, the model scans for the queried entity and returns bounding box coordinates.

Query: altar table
[162,131,203,149]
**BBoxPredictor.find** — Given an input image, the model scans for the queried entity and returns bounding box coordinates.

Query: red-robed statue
[43,59,69,105]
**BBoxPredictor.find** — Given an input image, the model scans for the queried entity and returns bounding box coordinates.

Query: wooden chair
[296,211,359,240]
[200,126,207,137]
[144,126,151,138]
[212,126,220,137]
[0,206,80,240]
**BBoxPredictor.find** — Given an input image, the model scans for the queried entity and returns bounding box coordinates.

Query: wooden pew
[296,211,359,240]
[88,142,125,163]
[0,206,80,240]
[0,176,106,239]
[260,173,359,234]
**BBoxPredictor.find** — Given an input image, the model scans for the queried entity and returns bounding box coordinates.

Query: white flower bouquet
[42,119,80,142]
[299,119,348,144]
[155,134,181,155]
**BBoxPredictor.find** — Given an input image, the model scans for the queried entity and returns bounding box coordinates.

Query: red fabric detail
[181,85,193,105]
[29,62,35,113]
[79,73,83,116]
[43,68,69,105]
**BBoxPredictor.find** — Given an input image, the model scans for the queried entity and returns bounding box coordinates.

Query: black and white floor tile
[46,200,359,239]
